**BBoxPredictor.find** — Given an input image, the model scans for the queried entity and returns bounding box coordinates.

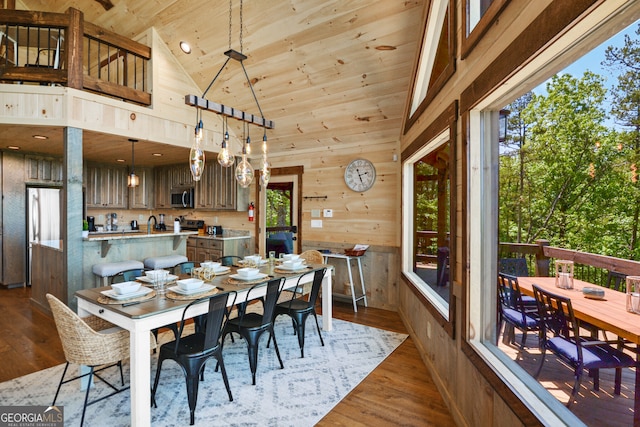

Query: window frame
[402,101,458,337]
[461,0,509,59]
[404,0,456,134]
[458,1,640,424]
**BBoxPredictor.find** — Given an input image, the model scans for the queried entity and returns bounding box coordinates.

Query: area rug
[0,318,407,426]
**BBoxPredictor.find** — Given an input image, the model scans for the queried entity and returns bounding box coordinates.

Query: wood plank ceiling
[4,0,426,165]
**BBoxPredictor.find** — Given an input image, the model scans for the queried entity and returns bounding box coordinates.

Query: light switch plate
[311,209,321,218]
[311,219,323,228]
[323,209,333,217]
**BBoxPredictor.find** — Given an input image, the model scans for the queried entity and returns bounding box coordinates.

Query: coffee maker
[157,213,167,231]
[86,216,96,232]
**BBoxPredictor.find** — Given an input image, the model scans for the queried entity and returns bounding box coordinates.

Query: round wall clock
[344,158,376,192]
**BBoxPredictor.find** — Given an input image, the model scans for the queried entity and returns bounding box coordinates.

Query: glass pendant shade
[190,119,205,181]
[235,153,254,188]
[128,172,139,187]
[260,158,271,186]
[217,133,235,167]
[190,142,205,181]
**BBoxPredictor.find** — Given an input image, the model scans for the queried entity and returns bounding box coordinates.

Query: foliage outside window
[266,183,292,228]
[499,24,640,261]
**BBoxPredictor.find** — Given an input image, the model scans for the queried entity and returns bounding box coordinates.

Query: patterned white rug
[0,317,406,426]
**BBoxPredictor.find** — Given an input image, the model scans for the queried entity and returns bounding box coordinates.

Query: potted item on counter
[82,220,89,238]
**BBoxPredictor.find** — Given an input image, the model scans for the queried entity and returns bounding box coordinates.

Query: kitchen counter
[85,230,197,241]
[189,233,251,241]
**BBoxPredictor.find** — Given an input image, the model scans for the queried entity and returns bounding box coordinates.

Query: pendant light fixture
[217,116,235,167]
[185,0,275,188]
[189,110,205,181]
[235,123,254,188]
[127,139,139,188]
[260,129,271,186]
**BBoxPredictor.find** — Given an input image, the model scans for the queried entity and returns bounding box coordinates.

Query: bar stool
[144,255,189,273]
[92,260,144,287]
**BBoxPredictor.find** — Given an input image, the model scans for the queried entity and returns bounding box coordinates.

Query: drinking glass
[154,270,168,296]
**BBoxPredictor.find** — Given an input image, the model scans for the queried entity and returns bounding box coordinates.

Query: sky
[533,19,639,131]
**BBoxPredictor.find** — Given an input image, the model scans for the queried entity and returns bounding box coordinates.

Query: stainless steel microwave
[170,187,195,208]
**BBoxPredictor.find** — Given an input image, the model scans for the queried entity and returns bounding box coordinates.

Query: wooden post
[65,7,83,90]
[535,239,550,277]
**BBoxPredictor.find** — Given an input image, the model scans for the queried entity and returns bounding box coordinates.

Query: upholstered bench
[92,260,144,287]
[143,255,189,272]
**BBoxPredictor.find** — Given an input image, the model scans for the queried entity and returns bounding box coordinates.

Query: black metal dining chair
[533,284,637,407]
[268,268,326,357]
[221,277,285,385]
[152,291,236,425]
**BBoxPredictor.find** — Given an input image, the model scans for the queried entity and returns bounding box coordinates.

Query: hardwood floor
[0,286,456,426]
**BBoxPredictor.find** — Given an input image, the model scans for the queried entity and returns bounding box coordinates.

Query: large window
[466,3,640,425]
[403,102,457,327]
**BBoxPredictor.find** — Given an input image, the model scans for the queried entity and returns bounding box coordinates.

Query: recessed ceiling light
[152,153,163,157]
[7,145,20,150]
[116,159,126,162]
[32,135,48,140]
[179,41,191,54]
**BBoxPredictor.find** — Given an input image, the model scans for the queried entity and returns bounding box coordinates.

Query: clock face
[344,159,376,192]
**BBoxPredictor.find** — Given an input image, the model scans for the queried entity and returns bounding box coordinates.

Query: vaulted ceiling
[5,0,426,165]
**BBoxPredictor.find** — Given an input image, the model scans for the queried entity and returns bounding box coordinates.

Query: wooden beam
[185,94,275,129]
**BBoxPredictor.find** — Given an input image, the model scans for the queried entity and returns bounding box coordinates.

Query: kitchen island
[187,231,254,262]
[83,230,198,286]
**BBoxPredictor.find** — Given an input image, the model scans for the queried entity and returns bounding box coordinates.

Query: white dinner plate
[229,272,269,281]
[213,266,231,274]
[238,260,268,267]
[277,263,308,271]
[101,287,153,300]
[136,275,178,284]
[168,283,216,295]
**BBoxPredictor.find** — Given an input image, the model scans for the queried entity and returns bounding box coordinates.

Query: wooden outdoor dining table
[75,263,333,427]
[518,276,640,426]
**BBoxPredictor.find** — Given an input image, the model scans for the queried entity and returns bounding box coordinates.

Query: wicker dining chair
[46,293,156,427]
[299,250,324,265]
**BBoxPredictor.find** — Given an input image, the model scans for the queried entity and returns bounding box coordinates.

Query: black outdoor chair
[497,273,539,350]
[499,257,530,277]
[221,277,285,385]
[606,270,627,291]
[152,291,236,425]
[532,284,637,407]
[268,268,327,358]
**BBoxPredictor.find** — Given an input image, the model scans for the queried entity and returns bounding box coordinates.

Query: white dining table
[75,264,333,426]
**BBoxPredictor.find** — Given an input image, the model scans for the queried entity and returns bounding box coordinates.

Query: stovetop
[180,218,205,230]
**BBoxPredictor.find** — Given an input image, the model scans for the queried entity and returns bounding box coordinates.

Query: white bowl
[176,278,204,291]
[111,281,142,295]
[282,254,300,261]
[201,261,221,269]
[237,267,260,278]
[145,269,168,280]
[244,255,262,264]
[283,260,304,269]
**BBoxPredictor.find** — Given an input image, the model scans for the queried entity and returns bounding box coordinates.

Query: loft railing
[0,7,151,105]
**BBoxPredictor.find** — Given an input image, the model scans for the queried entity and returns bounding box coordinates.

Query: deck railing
[0,7,151,105]
[499,239,640,290]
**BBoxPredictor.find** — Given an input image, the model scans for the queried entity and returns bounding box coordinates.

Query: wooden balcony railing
[499,240,640,289]
[0,7,151,105]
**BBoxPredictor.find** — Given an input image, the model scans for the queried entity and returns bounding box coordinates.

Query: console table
[322,252,368,311]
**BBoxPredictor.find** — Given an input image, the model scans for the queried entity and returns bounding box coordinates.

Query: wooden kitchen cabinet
[86,163,127,208]
[154,166,171,208]
[188,236,252,263]
[195,159,238,210]
[128,167,154,209]
[170,164,193,188]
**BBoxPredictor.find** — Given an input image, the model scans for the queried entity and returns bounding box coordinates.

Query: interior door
[258,167,302,256]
